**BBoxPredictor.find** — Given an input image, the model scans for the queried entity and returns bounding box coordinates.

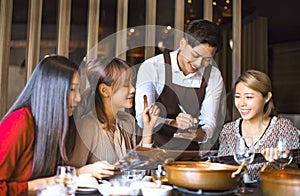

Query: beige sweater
[69,111,137,166]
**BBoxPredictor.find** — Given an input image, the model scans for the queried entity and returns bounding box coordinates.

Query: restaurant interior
[1,0,300,124]
[1,0,300,195]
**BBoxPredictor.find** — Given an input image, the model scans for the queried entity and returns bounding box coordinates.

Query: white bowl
[97,184,140,196]
[77,174,98,188]
[140,182,173,196]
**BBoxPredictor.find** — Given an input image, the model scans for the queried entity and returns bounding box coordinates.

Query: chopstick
[143,95,148,109]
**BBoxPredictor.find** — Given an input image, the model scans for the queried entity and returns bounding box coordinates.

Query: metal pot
[163,161,243,190]
[260,169,300,196]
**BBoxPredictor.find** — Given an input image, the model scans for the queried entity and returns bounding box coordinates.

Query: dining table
[33,147,298,196]
[75,147,300,196]
[76,178,264,196]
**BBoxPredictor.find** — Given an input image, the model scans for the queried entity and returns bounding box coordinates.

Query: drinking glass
[121,169,146,184]
[54,166,77,196]
[274,138,293,169]
[233,136,255,194]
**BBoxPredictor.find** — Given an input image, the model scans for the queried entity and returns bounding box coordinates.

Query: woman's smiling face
[234,82,269,121]
[109,69,136,111]
[111,79,136,110]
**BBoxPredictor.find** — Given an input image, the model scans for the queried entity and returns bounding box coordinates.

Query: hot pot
[163,161,244,190]
[260,169,300,196]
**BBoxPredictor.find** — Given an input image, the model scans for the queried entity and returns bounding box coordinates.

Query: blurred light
[158,41,164,48]
[226,0,230,4]
[213,1,217,6]
[166,26,172,31]
[129,28,135,33]
[229,39,233,49]
[188,0,192,4]
[44,54,50,58]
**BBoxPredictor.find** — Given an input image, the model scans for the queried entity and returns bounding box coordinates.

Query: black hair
[2,55,79,179]
[185,19,223,53]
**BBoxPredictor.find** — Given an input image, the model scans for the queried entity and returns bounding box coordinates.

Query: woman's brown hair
[86,57,134,127]
[235,69,278,118]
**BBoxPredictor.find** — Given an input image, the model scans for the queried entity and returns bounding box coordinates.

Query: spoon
[154,165,162,187]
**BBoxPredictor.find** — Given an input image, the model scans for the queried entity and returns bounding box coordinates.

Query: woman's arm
[27,177,55,191]
[76,161,120,179]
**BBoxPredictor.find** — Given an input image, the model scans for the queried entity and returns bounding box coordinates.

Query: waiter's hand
[170,113,198,130]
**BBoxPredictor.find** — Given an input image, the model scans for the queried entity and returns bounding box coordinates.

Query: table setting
[75,146,257,196]
[34,144,300,196]
[77,144,300,196]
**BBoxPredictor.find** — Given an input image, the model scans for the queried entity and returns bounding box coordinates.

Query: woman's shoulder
[275,116,293,123]
[75,112,101,133]
[272,116,295,128]
[268,116,299,138]
[75,111,98,122]
[0,107,34,139]
[223,118,240,130]
[1,107,33,128]
[3,107,32,120]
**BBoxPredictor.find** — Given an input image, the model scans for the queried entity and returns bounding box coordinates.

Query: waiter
[135,19,226,150]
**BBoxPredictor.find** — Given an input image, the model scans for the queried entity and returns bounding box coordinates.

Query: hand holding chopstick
[142,95,160,144]
[142,95,159,125]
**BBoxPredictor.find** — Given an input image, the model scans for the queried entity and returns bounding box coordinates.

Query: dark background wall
[6,0,300,116]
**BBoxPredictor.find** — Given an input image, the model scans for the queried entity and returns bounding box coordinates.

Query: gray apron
[152,51,211,150]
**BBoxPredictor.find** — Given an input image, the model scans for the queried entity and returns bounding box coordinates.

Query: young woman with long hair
[69,57,160,179]
[0,55,81,195]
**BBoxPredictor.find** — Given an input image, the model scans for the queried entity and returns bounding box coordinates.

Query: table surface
[74,147,300,196]
[76,181,264,196]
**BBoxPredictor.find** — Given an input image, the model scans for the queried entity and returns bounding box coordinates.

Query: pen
[178,103,201,128]
[177,104,187,114]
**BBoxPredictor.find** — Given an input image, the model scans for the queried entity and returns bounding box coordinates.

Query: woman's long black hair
[2,55,79,179]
